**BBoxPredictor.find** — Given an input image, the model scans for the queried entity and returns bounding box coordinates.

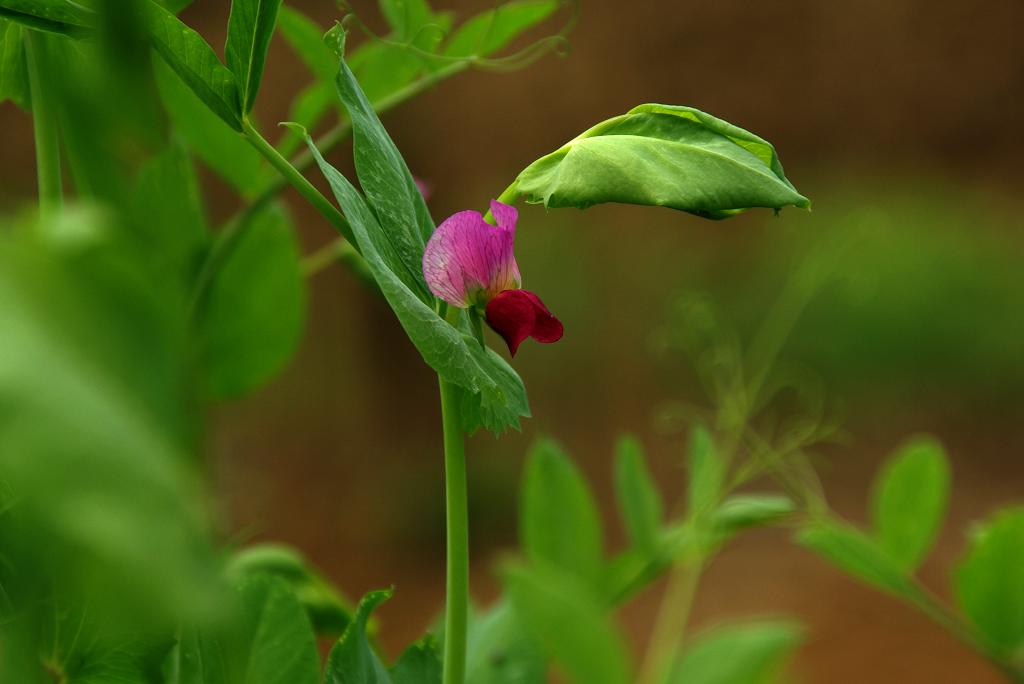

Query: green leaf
[195,202,306,399]
[796,518,916,598]
[333,46,433,301]
[710,494,795,545]
[443,0,558,57]
[279,80,336,157]
[513,104,810,219]
[520,438,603,587]
[687,423,724,519]
[158,0,194,13]
[614,434,663,554]
[0,0,93,37]
[154,59,271,196]
[668,621,804,684]
[302,131,530,435]
[225,0,282,114]
[239,574,321,684]
[0,18,29,109]
[870,436,950,572]
[503,563,630,684]
[955,507,1024,658]
[465,600,545,684]
[324,589,394,684]
[163,628,228,684]
[143,0,243,130]
[378,0,433,41]
[390,637,442,684]
[278,5,337,82]
[226,543,353,636]
[132,140,209,285]
[0,208,220,625]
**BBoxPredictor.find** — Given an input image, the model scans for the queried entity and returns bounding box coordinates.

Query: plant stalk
[637,558,703,684]
[24,30,62,219]
[438,343,470,684]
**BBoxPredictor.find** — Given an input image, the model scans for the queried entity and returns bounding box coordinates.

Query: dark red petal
[485,289,563,356]
[519,290,564,344]
[485,290,536,356]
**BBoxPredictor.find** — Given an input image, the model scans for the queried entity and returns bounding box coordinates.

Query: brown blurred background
[2,0,1023,681]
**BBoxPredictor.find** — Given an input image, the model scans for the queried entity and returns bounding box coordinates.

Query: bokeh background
[2,1,1022,681]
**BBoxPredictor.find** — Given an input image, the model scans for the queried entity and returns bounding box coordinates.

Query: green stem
[637,558,703,684]
[439,311,469,684]
[24,30,62,219]
[242,119,356,245]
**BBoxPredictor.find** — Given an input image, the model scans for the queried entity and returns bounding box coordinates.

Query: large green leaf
[955,507,1024,659]
[0,0,93,36]
[226,543,353,636]
[143,0,242,130]
[0,209,220,625]
[870,437,950,572]
[195,201,306,399]
[520,438,604,588]
[225,0,282,114]
[154,59,271,196]
[443,0,558,57]
[0,18,29,108]
[668,621,804,684]
[614,434,663,555]
[324,589,394,684]
[503,563,630,684]
[302,132,530,435]
[797,518,916,599]
[513,104,810,219]
[238,574,320,684]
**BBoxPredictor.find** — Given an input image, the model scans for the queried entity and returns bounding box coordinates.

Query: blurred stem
[482,181,520,224]
[24,30,62,220]
[638,558,703,684]
[439,305,469,684]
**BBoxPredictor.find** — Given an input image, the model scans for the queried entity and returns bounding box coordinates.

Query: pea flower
[423,200,563,356]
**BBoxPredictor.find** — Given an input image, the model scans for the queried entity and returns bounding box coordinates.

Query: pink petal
[423,206,521,308]
[485,289,563,356]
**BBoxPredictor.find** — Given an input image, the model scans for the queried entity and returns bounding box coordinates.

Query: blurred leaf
[238,574,320,684]
[797,518,916,598]
[154,59,271,196]
[688,423,723,519]
[143,0,242,130]
[513,104,809,219]
[390,637,442,684]
[0,0,93,36]
[324,589,394,684]
[503,563,629,684]
[443,0,558,57]
[164,627,228,684]
[465,600,545,684]
[521,438,603,587]
[278,5,336,81]
[0,208,219,625]
[870,436,950,572]
[302,129,530,435]
[614,434,663,554]
[226,543,353,636]
[225,0,282,114]
[333,39,433,301]
[710,494,795,545]
[132,140,209,285]
[955,507,1024,659]
[0,18,29,109]
[279,79,336,157]
[379,0,432,41]
[668,621,804,684]
[158,0,194,12]
[195,202,306,399]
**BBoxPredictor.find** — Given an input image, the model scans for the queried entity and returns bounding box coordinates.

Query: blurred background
[2,0,1022,681]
